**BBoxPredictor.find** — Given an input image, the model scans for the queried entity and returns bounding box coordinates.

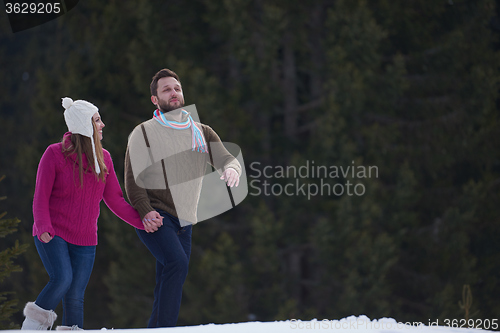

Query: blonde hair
[62,119,108,186]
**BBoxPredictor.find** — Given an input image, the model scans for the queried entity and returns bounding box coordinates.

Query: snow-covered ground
[6,315,496,332]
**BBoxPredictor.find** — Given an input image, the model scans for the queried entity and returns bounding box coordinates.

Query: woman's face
[93,112,105,141]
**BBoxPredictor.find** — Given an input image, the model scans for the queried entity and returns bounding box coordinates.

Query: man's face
[151,76,185,112]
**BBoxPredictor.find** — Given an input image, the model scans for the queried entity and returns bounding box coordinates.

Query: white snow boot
[21,302,57,330]
[56,325,83,330]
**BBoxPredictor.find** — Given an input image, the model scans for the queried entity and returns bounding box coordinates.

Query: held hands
[220,167,240,187]
[142,211,164,233]
[40,232,53,243]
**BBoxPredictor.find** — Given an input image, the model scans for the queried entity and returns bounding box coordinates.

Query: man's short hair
[150,69,181,96]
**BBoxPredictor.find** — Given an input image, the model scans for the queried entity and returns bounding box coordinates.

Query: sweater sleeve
[102,151,145,230]
[124,147,155,219]
[32,146,57,240]
[203,125,242,176]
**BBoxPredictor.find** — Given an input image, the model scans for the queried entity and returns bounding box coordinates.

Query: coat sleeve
[32,146,57,240]
[102,150,144,230]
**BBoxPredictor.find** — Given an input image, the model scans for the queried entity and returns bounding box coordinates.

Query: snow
[7,315,495,333]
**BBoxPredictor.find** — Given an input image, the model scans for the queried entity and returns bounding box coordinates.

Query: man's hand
[220,167,240,187]
[40,232,53,243]
[142,211,163,233]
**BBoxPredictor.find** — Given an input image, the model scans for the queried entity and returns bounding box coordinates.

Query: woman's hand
[142,211,163,233]
[40,232,53,243]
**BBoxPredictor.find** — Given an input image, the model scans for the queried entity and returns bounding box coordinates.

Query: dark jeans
[136,210,192,328]
[34,236,96,328]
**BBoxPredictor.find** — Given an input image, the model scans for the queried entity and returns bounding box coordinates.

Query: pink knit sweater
[32,133,144,246]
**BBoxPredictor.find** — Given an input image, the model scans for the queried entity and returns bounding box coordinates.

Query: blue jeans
[34,236,96,328]
[136,210,192,328]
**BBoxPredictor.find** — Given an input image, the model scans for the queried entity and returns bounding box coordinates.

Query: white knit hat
[62,97,101,174]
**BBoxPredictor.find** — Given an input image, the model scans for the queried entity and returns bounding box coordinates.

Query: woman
[22,97,162,330]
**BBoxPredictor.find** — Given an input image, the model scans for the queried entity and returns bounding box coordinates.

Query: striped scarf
[153,109,208,153]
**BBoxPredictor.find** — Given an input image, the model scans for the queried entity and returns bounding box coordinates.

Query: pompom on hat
[62,97,101,174]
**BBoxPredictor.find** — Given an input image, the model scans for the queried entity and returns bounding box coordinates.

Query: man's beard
[157,97,185,113]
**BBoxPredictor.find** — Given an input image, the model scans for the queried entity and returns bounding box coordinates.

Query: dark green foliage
[0,176,29,329]
[99,208,156,328]
[1,0,500,328]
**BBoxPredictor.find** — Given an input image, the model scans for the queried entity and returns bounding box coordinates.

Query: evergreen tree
[0,176,29,329]
[314,0,500,322]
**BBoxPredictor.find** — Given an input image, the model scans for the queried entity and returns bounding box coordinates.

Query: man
[124,68,241,327]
